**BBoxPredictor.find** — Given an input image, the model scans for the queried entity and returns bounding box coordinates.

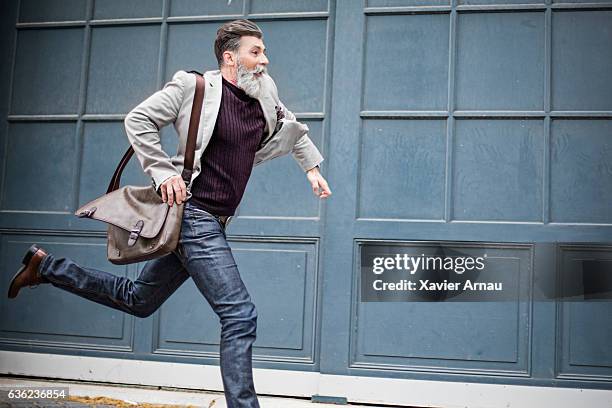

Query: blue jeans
[38,201,260,408]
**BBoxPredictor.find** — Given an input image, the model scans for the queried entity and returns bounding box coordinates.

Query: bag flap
[75,186,169,238]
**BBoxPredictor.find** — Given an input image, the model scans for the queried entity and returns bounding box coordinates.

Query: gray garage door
[1,0,610,404]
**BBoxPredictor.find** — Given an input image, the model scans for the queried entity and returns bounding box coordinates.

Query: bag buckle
[77,207,97,218]
[128,220,144,247]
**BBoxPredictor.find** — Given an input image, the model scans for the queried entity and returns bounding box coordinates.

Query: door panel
[1,0,611,396]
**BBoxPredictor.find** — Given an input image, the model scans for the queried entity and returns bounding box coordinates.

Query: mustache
[243,64,266,75]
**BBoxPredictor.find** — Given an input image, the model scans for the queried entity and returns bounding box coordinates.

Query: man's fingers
[320,178,332,195]
[160,176,188,207]
[310,176,332,198]
[177,179,187,204]
[311,180,320,196]
[171,180,183,204]
[166,184,174,206]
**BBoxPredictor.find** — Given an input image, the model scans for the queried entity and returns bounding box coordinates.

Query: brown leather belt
[216,215,231,228]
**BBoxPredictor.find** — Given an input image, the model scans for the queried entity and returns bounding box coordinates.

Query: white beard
[236,59,266,99]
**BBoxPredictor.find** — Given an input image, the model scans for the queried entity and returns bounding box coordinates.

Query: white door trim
[1,351,610,408]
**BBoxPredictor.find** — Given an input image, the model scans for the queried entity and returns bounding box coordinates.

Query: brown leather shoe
[7,244,50,299]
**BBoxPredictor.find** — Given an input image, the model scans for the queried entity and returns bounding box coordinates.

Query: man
[7,19,331,408]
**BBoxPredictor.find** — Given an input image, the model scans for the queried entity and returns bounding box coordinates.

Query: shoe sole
[7,244,40,299]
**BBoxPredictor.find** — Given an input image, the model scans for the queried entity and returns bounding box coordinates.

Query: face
[234,35,269,73]
[223,35,269,98]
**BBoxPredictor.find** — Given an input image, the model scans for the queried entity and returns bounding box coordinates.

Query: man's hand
[160,175,186,206]
[306,166,331,199]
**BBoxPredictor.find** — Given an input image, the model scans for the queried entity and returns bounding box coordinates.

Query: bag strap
[107,72,205,193]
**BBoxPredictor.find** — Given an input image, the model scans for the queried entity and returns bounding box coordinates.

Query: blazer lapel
[257,91,278,144]
[199,71,223,152]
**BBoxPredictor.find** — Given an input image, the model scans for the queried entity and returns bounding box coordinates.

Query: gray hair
[214,19,263,67]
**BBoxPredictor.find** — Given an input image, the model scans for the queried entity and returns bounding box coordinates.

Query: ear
[223,50,237,67]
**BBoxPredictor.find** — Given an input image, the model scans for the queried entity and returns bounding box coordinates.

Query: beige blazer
[124,69,324,199]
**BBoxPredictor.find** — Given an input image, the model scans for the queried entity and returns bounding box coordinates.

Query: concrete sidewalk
[0,377,389,408]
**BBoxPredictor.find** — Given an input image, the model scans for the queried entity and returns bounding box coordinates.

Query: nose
[260,53,269,65]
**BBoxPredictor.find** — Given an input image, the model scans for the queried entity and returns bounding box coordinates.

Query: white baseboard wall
[1,351,610,408]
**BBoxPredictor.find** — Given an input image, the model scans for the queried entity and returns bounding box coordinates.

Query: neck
[220,66,238,86]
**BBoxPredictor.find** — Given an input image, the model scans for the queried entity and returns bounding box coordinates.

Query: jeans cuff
[38,252,53,281]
